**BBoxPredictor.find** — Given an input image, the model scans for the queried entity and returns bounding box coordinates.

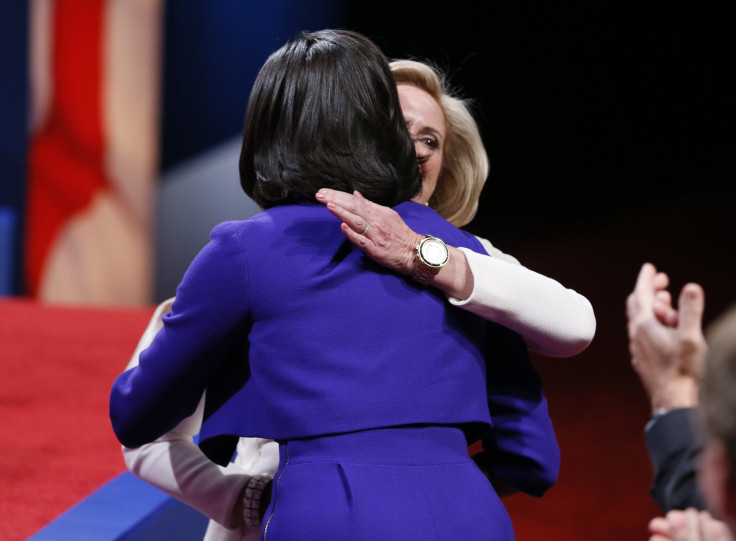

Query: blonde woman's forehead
[397,84,446,133]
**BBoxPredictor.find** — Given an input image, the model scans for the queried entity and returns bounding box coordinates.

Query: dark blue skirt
[260,426,514,541]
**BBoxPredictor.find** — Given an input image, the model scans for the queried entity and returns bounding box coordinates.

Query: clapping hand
[626,263,707,412]
[649,509,734,541]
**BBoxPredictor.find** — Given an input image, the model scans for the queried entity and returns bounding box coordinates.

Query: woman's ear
[699,440,736,530]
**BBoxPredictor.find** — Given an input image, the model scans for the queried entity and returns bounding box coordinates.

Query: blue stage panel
[28,472,208,541]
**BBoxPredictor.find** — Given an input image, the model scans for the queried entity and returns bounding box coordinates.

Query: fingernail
[316,191,325,199]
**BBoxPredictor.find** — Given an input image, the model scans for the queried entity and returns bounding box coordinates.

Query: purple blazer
[110,200,559,496]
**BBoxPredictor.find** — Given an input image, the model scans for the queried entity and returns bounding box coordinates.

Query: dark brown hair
[239,29,422,208]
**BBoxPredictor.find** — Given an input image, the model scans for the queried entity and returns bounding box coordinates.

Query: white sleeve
[121,298,251,529]
[124,297,175,371]
[123,426,250,528]
[449,245,596,357]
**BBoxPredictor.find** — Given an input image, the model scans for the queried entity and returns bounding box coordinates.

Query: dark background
[347,1,731,244]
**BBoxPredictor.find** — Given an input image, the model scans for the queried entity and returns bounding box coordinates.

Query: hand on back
[316,189,422,276]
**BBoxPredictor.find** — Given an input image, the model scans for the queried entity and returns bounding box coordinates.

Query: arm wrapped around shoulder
[452,247,596,358]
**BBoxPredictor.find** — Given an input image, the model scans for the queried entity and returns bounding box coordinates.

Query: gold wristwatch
[412,235,449,285]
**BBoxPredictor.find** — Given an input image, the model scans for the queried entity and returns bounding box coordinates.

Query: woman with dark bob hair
[239,30,421,209]
[111,30,524,539]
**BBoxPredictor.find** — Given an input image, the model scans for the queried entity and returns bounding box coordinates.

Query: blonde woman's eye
[423,138,438,149]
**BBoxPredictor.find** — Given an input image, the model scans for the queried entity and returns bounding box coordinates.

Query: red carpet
[0,299,154,541]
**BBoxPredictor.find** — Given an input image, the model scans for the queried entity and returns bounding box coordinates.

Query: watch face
[420,238,449,267]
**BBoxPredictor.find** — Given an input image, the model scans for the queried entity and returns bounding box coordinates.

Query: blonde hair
[390,59,489,227]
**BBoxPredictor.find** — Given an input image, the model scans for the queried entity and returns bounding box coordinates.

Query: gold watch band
[412,235,448,285]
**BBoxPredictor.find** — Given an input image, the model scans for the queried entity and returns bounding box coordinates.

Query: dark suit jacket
[645,407,707,512]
